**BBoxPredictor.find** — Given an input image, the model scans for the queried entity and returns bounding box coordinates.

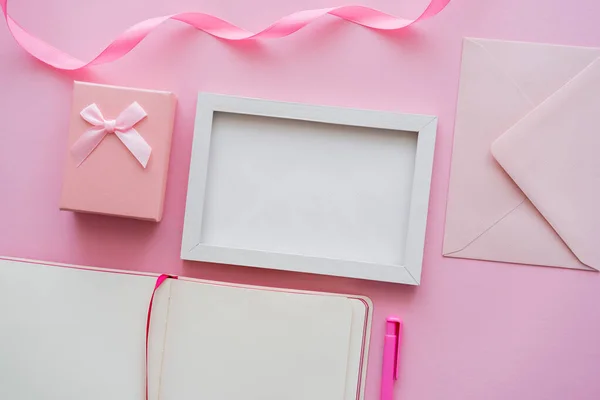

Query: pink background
[1,0,599,399]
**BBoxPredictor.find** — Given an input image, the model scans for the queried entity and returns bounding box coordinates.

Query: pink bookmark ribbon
[72,102,151,167]
[1,0,451,71]
[146,274,177,400]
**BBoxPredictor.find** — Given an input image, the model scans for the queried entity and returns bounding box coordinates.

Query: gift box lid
[60,81,177,222]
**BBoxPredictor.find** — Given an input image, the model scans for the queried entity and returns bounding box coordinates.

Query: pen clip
[386,317,402,380]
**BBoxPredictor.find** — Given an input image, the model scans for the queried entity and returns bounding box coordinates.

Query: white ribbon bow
[71,102,152,168]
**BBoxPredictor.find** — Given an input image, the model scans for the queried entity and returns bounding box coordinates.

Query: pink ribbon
[72,102,151,168]
[1,0,451,71]
[145,274,177,400]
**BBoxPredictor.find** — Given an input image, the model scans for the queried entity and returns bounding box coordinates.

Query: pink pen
[381,317,402,400]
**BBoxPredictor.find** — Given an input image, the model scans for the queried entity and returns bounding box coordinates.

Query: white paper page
[0,259,170,400]
[158,280,354,400]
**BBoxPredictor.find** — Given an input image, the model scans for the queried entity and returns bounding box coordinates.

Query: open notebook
[0,258,372,400]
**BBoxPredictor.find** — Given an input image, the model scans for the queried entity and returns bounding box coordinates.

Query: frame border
[181,93,437,284]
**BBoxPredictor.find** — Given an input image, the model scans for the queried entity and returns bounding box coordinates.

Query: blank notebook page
[158,280,355,400]
[0,260,170,400]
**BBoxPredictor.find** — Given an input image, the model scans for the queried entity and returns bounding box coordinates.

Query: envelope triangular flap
[492,58,600,270]
[469,38,600,106]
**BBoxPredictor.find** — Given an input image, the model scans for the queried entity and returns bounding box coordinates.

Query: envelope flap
[491,58,600,270]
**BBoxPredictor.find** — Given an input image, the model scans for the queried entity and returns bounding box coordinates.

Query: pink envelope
[443,38,600,271]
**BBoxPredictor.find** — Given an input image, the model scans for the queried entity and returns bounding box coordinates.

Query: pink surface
[443,38,599,271]
[1,0,600,399]
[61,82,176,221]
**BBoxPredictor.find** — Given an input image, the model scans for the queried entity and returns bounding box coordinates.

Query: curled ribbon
[145,274,177,400]
[1,0,451,71]
[72,102,152,168]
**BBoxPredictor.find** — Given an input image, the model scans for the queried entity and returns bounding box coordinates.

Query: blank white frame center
[182,93,437,284]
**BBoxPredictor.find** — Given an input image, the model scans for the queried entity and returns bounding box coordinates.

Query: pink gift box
[60,82,177,221]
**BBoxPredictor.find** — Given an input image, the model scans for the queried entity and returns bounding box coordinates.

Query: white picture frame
[181,93,437,284]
